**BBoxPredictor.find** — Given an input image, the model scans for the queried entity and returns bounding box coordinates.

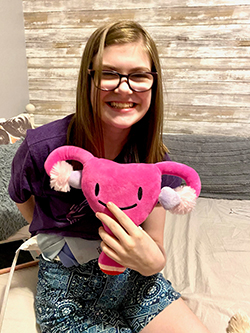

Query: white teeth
[110,102,134,109]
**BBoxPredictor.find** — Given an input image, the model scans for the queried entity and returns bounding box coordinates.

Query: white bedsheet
[0,265,39,333]
[163,197,250,333]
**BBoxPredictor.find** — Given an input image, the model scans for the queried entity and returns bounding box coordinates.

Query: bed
[163,134,250,332]
[0,118,249,333]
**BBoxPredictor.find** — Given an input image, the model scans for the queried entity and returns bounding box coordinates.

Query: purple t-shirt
[9,115,182,240]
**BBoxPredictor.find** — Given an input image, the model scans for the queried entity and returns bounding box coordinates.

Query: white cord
[0,247,20,332]
[0,237,39,332]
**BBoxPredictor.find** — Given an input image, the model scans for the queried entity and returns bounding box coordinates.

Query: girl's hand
[96,202,166,276]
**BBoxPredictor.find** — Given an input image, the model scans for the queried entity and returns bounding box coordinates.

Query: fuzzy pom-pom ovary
[50,161,73,192]
[45,146,201,275]
[159,186,197,215]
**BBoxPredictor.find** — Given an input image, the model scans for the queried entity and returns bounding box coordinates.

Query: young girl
[9,21,210,333]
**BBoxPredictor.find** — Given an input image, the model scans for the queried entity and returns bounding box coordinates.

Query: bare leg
[141,298,211,333]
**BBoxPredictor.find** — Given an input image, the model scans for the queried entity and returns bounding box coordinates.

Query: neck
[103,126,130,160]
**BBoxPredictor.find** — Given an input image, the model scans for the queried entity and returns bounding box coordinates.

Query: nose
[114,78,133,94]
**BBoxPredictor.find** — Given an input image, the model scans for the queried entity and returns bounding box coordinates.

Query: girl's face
[91,41,152,135]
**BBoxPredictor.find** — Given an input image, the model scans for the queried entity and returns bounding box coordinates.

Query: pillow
[0,139,28,241]
[0,114,33,145]
[163,134,250,200]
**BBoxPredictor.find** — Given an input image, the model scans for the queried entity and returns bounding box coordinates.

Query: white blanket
[163,197,250,333]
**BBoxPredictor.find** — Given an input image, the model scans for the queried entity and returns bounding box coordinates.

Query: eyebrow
[102,64,151,72]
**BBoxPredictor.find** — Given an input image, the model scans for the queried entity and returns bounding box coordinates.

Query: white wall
[0,0,29,119]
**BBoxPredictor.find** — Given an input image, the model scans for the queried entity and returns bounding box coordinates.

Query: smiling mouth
[108,102,136,109]
[98,200,137,210]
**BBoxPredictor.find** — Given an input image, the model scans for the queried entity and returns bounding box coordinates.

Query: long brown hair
[67,20,168,163]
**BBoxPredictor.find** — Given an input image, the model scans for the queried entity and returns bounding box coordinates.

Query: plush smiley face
[80,159,162,228]
[45,145,201,275]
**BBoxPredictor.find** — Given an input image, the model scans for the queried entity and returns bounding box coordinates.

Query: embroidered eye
[95,183,100,196]
[138,187,143,200]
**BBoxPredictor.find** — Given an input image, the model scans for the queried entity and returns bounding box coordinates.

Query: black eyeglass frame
[88,69,158,92]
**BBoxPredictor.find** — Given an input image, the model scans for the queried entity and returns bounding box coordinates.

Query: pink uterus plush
[45,146,201,275]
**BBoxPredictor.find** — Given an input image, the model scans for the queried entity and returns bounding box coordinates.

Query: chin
[105,115,145,130]
[106,121,134,130]
[102,112,147,131]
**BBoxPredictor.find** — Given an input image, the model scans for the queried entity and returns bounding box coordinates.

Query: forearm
[16,196,35,224]
[138,205,167,276]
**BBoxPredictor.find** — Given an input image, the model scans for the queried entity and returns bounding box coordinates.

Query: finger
[96,211,129,239]
[105,202,138,235]
[98,226,119,248]
[98,226,119,252]
[100,240,124,265]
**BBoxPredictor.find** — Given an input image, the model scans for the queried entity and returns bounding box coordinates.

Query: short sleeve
[8,138,41,203]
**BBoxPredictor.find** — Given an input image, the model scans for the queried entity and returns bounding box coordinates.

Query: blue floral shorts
[35,256,181,333]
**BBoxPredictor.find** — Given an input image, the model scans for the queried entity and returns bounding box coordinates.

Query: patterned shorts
[35,256,181,333]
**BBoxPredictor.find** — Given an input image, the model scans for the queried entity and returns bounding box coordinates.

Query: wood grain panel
[22,0,250,12]
[22,1,250,135]
[23,6,250,29]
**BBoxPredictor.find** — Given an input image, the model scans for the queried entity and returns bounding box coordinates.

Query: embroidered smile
[98,200,137,210]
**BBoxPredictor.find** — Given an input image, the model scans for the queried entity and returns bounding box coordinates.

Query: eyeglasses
[88,70,157,92]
